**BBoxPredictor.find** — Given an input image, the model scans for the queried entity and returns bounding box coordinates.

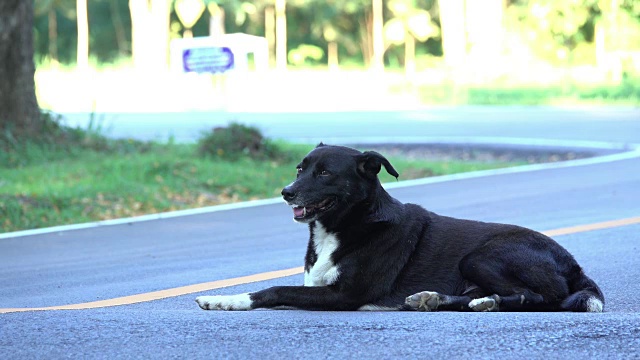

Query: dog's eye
[296,167,303,174]
[319,170,331,176]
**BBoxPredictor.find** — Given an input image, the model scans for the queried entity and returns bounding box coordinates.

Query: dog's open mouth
[292,197,336,220]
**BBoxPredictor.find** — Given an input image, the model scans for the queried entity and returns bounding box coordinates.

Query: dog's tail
[560,270,605,312]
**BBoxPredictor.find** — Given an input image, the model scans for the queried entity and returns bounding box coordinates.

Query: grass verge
[406,78,640,106]
[0,141,523,233]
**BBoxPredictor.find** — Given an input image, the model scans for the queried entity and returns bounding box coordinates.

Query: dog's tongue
[293,207,305,218]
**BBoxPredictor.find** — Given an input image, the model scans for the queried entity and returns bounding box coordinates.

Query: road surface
[1,107,639,359]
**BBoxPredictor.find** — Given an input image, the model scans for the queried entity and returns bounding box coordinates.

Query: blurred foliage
[506,0,599,64]
[384,0,439,44]
[288,44,324,65]
[34,0,131,63]
[32,0,640,71]
[408,75,640,105]
[33,0,441,66]
[0,111,152,168]
[197,122,289,161]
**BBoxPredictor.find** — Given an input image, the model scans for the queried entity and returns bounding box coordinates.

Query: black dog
[196,144,604,312]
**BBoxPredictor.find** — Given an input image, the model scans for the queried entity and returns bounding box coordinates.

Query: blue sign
[182,47,234,74]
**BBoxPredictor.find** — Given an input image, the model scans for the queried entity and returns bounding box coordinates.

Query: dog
[196,143,604,312]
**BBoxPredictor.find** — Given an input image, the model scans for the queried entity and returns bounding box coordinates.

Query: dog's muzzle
[281,186,336,222]
[281,185,296,203]
[291,197,336,220]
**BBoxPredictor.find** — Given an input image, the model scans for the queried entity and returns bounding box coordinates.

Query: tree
[129,0,171,70]
[595,0,640,78]
[0,0,41,136]
[303,0,381,68]
[35,0,89,68]
[384,0,439,76]
[275,0,287,70]
[209,0,277,67]
[34,0,76,66]
[175,0,206,38]
[76,0,89,69]
[438,0,466,67]
[506,0,598,64]
[109,0,130,56]
[465,0,504,64]
[371,0,384,71]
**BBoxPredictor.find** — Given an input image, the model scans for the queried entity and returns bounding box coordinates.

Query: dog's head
[281,143,399,224]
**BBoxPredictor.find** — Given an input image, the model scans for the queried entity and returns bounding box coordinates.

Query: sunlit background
[33,0,640,113]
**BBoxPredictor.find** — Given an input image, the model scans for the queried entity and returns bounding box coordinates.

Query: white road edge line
[2,137,639,240]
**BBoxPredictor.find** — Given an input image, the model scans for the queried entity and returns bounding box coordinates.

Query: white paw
[195,293,252,311]
[305,265,340,286]
[587,298,604,313]
[469,296,499,312]
[405,291,443,311]
[322,266,340,285]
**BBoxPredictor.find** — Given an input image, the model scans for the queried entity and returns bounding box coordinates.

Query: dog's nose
[281,186,296,201]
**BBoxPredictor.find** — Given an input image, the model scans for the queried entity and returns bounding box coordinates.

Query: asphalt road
[59,106,640,144]
[1,107,640,359]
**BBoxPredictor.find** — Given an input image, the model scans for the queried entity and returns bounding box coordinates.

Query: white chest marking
[304,222,340,287]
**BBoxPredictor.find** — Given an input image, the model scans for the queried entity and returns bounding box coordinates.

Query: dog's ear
[316,142,326,148]
[356,151,399,180]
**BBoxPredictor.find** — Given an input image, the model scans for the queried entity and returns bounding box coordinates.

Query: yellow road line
[0,267,304,314]
[542,216,640,237]
[2,216,639,314]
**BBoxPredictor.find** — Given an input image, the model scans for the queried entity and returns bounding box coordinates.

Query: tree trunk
[110,0,129,55]
[275,0,287,70]
[48,8,59,66]
[265,6,275,67]
[328,42,339,71]
[438,0,467,67]
[0,0,41,135]
[438,0,468,102]
[465,0,503,65]
[129,0,171,70]
[371,0,384,72]
[404,32,415,78]
[359,11,373,67]
[76,0,89,69]
[208,4,225,38]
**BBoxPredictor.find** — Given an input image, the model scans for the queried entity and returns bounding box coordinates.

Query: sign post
[170,34,268,111]
[171,39,237,111]
[181,46,235,74]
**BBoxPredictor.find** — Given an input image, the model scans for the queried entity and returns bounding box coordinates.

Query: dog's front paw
[195,293,252,311]
[405,291,444,311]
[469,295,500,312]
[322,266,340,285]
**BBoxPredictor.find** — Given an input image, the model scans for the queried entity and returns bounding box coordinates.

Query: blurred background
[33,0,640,112]
[2,0,639,232]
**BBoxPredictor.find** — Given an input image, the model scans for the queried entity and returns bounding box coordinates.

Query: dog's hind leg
[468,289,552,312]
[404,290,552,312]
[460,246,569,312]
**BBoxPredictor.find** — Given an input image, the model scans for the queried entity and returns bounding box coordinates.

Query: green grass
[407,78,640,106]
[0,141,522,233]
